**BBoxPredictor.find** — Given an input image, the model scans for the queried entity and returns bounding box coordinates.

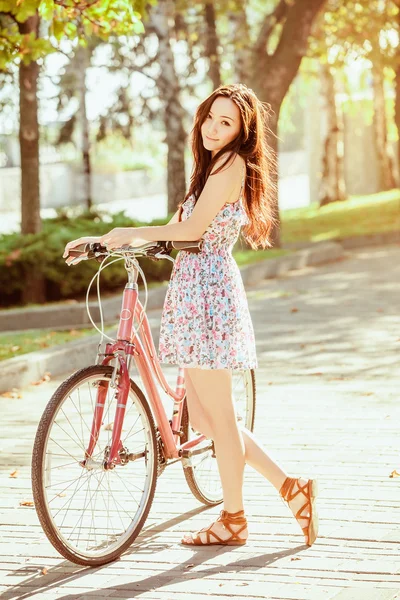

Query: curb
[0,241,345,393]
[0,241,345,332]
[0,283,170,333]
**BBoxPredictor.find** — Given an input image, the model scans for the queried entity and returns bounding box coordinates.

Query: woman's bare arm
[132,153,243,242]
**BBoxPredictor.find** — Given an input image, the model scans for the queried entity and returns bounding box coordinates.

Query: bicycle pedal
[181,440,214,460]
[172,429,183,437]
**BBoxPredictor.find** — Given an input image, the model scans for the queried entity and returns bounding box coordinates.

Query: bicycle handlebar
[66,239,204,263]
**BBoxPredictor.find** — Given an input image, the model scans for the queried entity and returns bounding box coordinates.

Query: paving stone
[0,245,400,599]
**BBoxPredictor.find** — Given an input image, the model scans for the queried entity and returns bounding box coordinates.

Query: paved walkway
[1,244,399,599]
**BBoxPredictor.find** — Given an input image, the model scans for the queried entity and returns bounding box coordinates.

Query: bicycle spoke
[59,405,89,448]
[112,467,143,505]
[97,473,131,532]
[71,471,105,547]
[120,409,140,438]
[52,419,86,454]
[53,470,92,520]
[48,436,82,463]
[86,471,104,549]
[33,370,157,563]
[68,393,92,439]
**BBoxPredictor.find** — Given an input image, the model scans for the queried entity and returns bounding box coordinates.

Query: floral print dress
[157,165,258,371]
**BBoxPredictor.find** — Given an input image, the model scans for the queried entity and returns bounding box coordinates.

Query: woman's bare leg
[188,368,246,512]
[182,367,248,543]
[183,368,311,542]
[184,367,288,490]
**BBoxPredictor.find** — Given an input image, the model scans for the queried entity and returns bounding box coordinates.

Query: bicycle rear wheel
[32,365,158,566]
[181,368,256,505]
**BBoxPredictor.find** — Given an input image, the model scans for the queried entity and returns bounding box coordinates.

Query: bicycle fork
[80,354,132,471]
[82,273,142,471]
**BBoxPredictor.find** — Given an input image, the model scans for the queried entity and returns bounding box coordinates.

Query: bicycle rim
[182,368,256,505]
[32,365,158,566]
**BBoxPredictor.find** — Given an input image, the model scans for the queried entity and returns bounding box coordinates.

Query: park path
[0,243,399,600]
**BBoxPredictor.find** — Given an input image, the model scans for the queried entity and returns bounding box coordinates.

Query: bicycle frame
[84,255,207,470]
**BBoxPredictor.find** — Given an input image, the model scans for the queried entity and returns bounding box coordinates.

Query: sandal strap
[217,509,247,541]
[218,509,247,523]
[191,509,247,544]
[280,476,308,503]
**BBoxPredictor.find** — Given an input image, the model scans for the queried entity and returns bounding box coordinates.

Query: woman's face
[201,96,242,157]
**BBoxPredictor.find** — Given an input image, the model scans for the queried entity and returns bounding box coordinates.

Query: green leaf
[1,0,146,68]
[0,1,14,11]
[64,21,77,36]
[15,0,38,22]
[51,19,66,39]
[38,0,55,21]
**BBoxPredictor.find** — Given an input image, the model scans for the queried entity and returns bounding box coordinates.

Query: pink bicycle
[32,240,256,566]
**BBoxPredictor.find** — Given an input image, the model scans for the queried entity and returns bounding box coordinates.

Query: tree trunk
[204,0,221,90]
[18,14,45,304]
[76,46,92,210]
[318,62,346,206]
[371,63,396,191]
[396,7,400,185]
[248,0,326,247]
[19,17,40,236]
[228,6,254,82]
[395,62,400,185]
[149,0,187,214]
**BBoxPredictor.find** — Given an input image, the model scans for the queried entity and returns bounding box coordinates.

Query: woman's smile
[201,97,242,157]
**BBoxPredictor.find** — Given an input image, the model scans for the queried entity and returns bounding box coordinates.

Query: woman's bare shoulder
[210,151,245,175]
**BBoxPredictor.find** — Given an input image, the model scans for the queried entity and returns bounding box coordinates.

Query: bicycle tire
[32,365,158,567]
[181,368,256,505]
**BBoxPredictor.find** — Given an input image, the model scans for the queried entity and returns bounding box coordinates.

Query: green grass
[0,326,115,362]
[281,189,400,244]
[233,247,289,266]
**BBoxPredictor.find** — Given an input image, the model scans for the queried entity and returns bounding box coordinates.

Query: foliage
[0,202,289,308]
[307,0,399,82]
[0,209,174,307]
[0,0,150,71]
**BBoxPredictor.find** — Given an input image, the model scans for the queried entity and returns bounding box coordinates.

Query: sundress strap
[240,161,246,197]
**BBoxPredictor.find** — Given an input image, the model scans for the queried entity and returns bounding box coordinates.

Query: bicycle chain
[156,428,167,477]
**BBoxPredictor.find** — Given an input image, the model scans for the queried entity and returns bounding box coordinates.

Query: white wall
[0,164,166,212]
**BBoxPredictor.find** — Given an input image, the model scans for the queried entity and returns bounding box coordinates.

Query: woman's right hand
[63,236,100,264]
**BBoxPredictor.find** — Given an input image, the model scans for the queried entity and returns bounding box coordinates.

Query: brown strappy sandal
[181,509,248,546]
[279,476,319,546]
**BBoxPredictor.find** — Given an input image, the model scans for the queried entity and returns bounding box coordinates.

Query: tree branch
[0,11,19,25]
[127,65,157,82]
[254,0,326,107]
[253,0,288,57]
[53,0,100,9]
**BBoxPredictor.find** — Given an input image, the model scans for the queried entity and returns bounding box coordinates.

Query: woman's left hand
[99,228,148,250]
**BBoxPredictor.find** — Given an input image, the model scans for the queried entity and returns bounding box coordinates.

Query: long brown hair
[178,83,278,249]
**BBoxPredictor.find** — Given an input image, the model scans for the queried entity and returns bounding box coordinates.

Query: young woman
[64,83,319,547]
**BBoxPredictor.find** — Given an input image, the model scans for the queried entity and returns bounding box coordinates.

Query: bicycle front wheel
[32,365,158,566]
[181,368,256,505]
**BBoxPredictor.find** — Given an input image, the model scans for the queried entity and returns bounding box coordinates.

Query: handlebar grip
[165,240,203,253]
[68,243,89,258]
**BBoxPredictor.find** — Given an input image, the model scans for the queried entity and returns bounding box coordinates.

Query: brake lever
[66,254,88,266]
